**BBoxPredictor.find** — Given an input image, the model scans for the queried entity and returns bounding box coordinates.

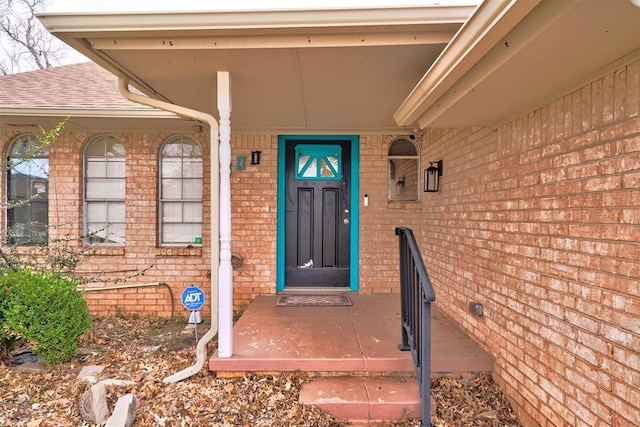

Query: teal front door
[277,135,359,291]
[284,139,351,287]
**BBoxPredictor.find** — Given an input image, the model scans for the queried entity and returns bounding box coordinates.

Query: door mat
[276,294,352,307]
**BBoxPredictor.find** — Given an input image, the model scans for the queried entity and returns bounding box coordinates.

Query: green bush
[0,281,21,361]
[1,269,91,364]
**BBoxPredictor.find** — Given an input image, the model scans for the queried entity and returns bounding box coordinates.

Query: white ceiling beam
[88,31,457,50]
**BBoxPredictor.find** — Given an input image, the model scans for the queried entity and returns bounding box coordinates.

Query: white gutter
[39,5,477,33]
[117,76,220,384]
[0,108,176,118]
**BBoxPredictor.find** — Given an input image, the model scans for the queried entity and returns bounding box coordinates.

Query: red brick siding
[359,134,422,294]
[230,133,279,309]
[420,60,640,426]
[0,130,423,315]
[229,133,422,300]
[0,130,212,319]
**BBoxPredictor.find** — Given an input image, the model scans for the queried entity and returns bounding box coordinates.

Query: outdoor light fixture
[396,176,405,194]
[251,150,262,165]
[424,160,443,192]
[469,301,484,316]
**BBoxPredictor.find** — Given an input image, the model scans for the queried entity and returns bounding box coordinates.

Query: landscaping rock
[78,382,110,424]
[11,349,40,365]
[106,394,137,427]
[76,364,105,382]
[14,361,48,375]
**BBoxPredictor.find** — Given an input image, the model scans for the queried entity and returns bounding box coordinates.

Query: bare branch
[0,0,69,73]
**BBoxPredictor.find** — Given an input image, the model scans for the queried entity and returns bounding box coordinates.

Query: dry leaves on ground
[0,315,521,426]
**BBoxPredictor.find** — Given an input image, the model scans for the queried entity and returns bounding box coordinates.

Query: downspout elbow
[118,77,217,126]
[118,76,220,384]
[162,327,218,383]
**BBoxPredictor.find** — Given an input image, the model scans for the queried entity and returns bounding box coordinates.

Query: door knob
[343,218,350,224]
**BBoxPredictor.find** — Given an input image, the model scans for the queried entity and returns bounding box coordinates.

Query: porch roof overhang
[0,107,189,133]
[37,4,479,134]
[395,0,640,130]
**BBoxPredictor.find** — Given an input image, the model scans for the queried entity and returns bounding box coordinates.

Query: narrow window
[160,136,203,246]
[388,137,419,202]
[6,134,49,245]
[84,135,126,245]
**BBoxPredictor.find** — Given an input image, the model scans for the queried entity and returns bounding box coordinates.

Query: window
[84,135,126,245]
[388,137,419,202]
[6,134,49,245]
[160,136,203,246]
[294,144,342,180]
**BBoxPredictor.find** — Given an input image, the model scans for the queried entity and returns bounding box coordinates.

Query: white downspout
[117,76,220,383]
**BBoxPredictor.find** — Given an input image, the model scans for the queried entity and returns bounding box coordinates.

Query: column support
[217,71,233,358]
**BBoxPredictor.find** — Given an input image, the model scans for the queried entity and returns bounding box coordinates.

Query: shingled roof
[0,61,155,111]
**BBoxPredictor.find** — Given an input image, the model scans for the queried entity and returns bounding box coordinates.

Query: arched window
[6,134,49,245]
[159,136,203,246]
[84,135,126,245]
[388,137,419,202]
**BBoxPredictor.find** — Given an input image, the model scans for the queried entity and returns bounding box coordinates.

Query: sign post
[181,286,205,342]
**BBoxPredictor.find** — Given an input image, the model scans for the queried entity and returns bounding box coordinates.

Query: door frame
[276,135,360,292]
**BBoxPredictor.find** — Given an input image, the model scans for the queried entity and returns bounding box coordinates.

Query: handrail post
[421,292,432,426]
[395,227,435,427]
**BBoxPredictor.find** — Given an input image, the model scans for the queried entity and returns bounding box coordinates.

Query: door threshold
[280,287,352,294]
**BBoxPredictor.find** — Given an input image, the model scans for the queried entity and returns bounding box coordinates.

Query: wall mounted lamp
[251,150,262,165]
[396,176,405,194]
[424,160,443,192]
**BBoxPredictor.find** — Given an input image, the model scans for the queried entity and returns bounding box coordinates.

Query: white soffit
[38,5,479,132]
[396,0,640,129]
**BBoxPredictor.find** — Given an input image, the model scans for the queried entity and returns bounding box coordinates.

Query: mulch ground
[0,315,522,426]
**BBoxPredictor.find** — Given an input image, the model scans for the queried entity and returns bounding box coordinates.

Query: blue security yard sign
[181,286,205,311]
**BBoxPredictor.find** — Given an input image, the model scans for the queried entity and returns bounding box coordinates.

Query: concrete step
[299,376,435,423]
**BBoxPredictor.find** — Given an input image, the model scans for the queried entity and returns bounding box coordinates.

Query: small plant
[1,269,91,364]
[171,314,188,327]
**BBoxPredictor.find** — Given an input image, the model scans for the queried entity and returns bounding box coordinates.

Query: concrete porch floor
[209,293,492,374]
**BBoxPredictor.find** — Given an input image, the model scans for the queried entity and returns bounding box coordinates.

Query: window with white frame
[160,136,203,246]
[6,134,49,245]
[84,135,126,245]
[388,137,419,202]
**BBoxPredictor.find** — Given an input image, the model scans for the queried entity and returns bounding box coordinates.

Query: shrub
[1,269,91,364]
[0,281,21,362]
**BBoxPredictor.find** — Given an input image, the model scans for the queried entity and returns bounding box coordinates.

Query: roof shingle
[0,62,155,111]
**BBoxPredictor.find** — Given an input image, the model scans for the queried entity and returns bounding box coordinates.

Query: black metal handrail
[395,226,436,427]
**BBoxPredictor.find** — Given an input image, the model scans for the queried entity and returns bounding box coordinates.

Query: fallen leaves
[430,374,522,427]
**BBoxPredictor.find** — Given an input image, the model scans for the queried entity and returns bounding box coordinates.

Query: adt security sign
[181,286,205,311]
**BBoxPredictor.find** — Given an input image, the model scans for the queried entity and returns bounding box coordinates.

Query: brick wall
[230,133,279,309]
[0,130,212,319]
[359,134,422,293]
[0,129,420,316]
[420,60,639,425]
[229,133,421,300]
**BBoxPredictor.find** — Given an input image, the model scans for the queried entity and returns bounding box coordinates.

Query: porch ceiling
[38,5,477,133]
